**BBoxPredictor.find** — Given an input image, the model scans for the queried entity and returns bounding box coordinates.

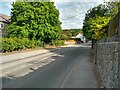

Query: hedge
[49,40,65,46]
[0,38,65,53]
[0,38,42,52]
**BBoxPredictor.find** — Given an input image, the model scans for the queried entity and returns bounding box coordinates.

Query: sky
[0,0,104,29]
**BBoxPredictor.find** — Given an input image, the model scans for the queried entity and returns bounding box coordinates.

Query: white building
[71,33,86,43]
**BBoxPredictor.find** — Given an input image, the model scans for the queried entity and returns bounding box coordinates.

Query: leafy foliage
[87,16,110,40]
[7,2,62,44]
[61,29,82,40]
[82,4,114,40]
[1,38,42,52]
[48,40,65,46]
[106,2,119,18]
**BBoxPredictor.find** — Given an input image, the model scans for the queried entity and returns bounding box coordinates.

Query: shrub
[2,38,10,52]
[19,38,30,49]
[13,38,23,51]
[50,40,64,46]
[1,37,64,53]
[35,40,42,47]
[1,38,42,52]
[8,38,17,51]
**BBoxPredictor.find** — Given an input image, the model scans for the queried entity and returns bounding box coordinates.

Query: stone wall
[95,35,120,88]
[108,11,120,37]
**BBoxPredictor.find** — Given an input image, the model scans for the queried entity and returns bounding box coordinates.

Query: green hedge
[0,38,65,53]
[0,38,42,52]
[49,40,65,46]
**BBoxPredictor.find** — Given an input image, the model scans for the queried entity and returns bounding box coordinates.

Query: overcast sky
[0,0,104,29]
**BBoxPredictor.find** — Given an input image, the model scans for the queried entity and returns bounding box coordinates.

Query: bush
[0,37,64,53]
[8,38,17,51]
[35,40,42,47]
[20,38,29,49]
[50,40,64,46]
[56,40,65,46]
[2,38,10,52]
[1,38,42,53]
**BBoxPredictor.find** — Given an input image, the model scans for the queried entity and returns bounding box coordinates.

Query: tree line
[61,29,82,40]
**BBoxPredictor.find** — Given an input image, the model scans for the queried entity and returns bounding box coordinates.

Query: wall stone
[96,35,120,88]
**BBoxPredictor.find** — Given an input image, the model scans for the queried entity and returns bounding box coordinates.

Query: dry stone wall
[95,35,120,88]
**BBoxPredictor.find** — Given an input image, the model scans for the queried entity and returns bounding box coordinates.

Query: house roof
[0,13,10,23]
[71,33,83,38]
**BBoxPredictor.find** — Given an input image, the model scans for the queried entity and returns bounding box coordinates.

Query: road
[2,44,97,88]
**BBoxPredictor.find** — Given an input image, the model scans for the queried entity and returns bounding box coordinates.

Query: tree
[105,1,119,17]
[82,4,112,40]
[87,16,110,40]
[7,2,30,38]
[7,1,62,44]
[61,29,82,39]
[82,2,119,40]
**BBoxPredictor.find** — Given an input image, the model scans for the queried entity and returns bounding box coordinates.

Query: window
[0,24,4,28]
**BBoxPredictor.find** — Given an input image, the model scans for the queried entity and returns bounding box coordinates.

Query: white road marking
[60,66,74,88]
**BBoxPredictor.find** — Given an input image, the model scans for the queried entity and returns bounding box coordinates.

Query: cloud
[0,0,104,29]
[55,1,104,29]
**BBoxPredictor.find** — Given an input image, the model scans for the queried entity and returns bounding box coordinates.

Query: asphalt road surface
[2,44,97,88]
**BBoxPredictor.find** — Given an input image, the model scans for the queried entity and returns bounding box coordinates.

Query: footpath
[0,44,78,64]
[0,48,59,64]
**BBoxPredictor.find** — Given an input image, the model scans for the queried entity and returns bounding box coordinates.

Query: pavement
[0,48,59,64]
[2,44,97,88]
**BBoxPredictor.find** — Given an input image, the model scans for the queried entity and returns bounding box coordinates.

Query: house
[71,33,86,43]
[64,33,86,45]
[0,13,10,37]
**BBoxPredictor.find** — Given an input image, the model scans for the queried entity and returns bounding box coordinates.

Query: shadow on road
[2,44,92,88]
